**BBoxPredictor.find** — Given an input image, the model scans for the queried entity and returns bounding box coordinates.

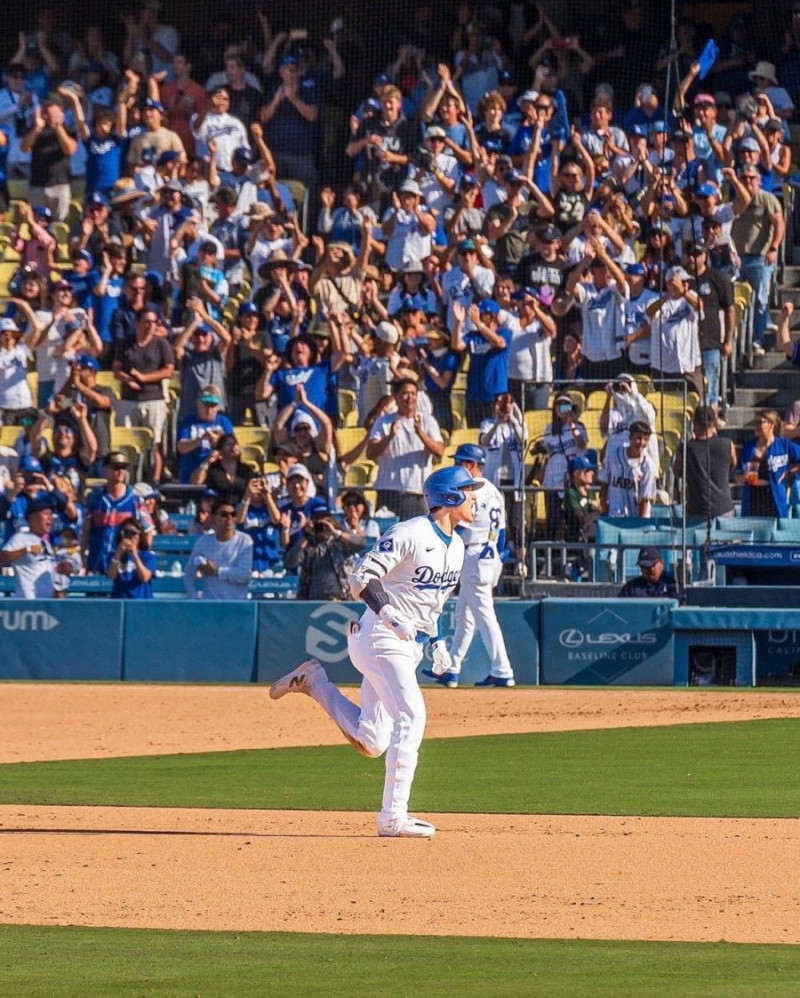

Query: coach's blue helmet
[424,465,484,510]
[453,443,486,466]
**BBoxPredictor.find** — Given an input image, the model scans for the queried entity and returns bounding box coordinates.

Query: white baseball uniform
[449,477,513,679]
[305,515,464,824]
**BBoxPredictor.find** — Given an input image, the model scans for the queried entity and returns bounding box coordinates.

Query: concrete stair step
[732,387,797,409]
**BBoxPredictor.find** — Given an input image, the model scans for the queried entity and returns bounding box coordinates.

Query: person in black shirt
[682,243,734,416]
[20,92,77,221]
[619,547,680,599]
[673,405,736,519]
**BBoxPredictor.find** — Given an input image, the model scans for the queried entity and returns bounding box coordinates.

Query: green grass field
[2,927,800,998]
[3,718,799,995]
[1,719,798,817]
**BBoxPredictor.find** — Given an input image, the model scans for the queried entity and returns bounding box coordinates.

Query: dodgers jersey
[457,478,505,556]
[348,515,465,638]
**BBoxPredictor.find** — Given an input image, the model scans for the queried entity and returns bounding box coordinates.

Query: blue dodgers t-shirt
[464,324,511,401]
[271,364,329,413]
[111,549,157,598]
[240,504,282,572]
[85,130,126,195]
[176,413,235,483]
[91,272,126,344]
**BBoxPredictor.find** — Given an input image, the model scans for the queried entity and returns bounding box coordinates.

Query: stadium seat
[234,426,271,452]
[714,516,776,543]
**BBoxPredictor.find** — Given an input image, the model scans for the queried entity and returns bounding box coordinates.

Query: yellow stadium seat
[234,425,271,452]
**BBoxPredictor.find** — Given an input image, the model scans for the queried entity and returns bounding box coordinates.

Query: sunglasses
[217,509,236,518]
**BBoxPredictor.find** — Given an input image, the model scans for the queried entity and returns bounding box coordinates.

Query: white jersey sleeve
[457,479,505,552]
[348,515,465,637]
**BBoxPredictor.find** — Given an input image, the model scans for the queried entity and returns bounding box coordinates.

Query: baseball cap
[625,262,646,276]
[695,182,718,198]
[20,455,43,473]
[628,123,648,138]
[309,497,332,518]
[538,224,562,242]
[637,546,662,567]
[458,238,477,253]
[650,120,668,134]
[238,301,259,316]
[498,69,515,85]
[665,265,691,282]
[103,450,129,468]
[568,454,597,474]
[398,179,422,197]
[738,163,760,177]
[134,481,163,501]
[144,98,165,113]
[199,386,223,405]
[25,496,55,515]
[85,191,109,209]
[505,168,524,185]
[71,249,94,265]
[765,117,784,132]
[209,84,229,96]
[0,318,20,333]
[401,260,424,274]
[33,205,53,220]
[279,54,299,67]
[478,299,500,316]
[74,352,100,371]
[685,242,707,256]
[693,93,715,107]
[286,463,312,482]
[518,89,538,107]
[424,125,446,139]
[233,146,255,164]
[374,320,400,345]
[400,294,425,312]
[157,150,180,166]
[739,137,760,152]
[291,411,318,434]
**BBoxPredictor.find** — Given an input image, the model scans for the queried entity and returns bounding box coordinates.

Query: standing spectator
[106,516,155,598]
[225,301,271,426]
[286,497,366,600]
[0,318,35,423]
[565,237,629,383]
[20,92,77,221]
[277,463,317,560]
[731,164,785,356]
[209,187,248,294]
[173,300,231,423]
[112,306,176,485]
[645,265,703,398]
[0,496,74,597]
[160,54,207,157]
[185,497,253,599]
[381,181,436,273]
[126,99,185,168]
[598,420,657,518]
[191,432,254,505]
[175,386,234,484]
[506,287,557,411]
[260,54,319,190]
[345,84,416,206]
[451,299,511,428]
[0,63,34,183]
[82,450,142,574]
[191,86,249,172]
[440,238,495,336]
[683,243,735,415]
[619,547,680,598]
[534,393,589,540]
[68,192,122,267]
[735,410,800,518]
[217,53,263,128]
[58,87,125,199]
[237,476,282,576]
[674,406,736,519]
[563,453,600,581]
[366,378,444,520]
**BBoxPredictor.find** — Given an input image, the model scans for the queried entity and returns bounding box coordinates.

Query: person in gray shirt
[185,497,253,599]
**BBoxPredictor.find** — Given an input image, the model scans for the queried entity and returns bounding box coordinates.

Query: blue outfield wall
[0,597,796,686]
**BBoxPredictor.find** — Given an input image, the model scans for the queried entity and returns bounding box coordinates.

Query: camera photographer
[409,126,461,219]
[107,516,155,599]
[285,496,366,600]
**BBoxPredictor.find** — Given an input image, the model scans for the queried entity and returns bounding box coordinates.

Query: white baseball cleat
[377,815,436,838]
[269,658,323,700]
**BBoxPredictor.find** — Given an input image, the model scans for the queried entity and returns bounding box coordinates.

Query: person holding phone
[260,49,319,190]
[107,516,155,598]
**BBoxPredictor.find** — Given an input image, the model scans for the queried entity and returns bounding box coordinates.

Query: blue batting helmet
[423,465,484,510]
[453,443,486,466]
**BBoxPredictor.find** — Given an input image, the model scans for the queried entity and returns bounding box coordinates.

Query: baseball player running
[423,444,515,688]
[269,465,483,838]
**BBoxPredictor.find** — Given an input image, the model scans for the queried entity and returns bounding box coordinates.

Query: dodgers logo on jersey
[379,538,394,552]
[412,565,461,590]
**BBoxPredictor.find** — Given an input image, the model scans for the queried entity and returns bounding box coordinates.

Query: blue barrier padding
[670,608,800,629]
[0,600,123,680]
[123,601,258,682]
[255,599,540,686]
[539,599,676,684]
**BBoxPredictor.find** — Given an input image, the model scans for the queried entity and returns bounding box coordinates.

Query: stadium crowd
[1,0,799,598]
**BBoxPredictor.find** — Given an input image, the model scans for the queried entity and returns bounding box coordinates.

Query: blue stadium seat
[714,516,776,543]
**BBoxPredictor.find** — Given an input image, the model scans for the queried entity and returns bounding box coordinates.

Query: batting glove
[430,639,453,675]
[379,605,416,640]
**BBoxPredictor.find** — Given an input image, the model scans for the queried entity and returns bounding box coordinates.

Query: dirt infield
[1,684,799,942]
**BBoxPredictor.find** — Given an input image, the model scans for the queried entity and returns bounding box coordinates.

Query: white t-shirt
[441,264,495,333]
[348,513,465,637]
[573,280,628,363]
[2,528,58,598]
[0,343,33,409]
[191,112,249,172]
[650,295,701,374]
[598,445,657,517]
[506,314,553,383]
[368,411,443,493]
[382,207,433,273]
